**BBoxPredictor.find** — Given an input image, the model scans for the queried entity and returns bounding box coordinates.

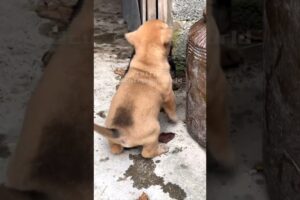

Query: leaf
[113,67,126,77]
[159,132,175,143]
[97,111,106,118]
[138,192,149,200]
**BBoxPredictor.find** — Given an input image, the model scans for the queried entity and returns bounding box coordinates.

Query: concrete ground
[93,0,206,200]
[0,0,53,183]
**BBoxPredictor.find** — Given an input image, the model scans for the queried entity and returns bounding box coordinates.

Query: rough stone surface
[172,0,205,21]
[171,0,206,70]
[264,1,300,199]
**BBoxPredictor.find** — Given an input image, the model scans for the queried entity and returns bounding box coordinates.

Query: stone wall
[171,0,206,72]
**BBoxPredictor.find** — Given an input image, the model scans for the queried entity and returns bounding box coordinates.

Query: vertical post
[158,0,166,21]
[121,0,130,23]
[166,0,173,25]
[147,0,157,20]
[122,0,141,31]
[158,0,173,25]
[140,0,147,24]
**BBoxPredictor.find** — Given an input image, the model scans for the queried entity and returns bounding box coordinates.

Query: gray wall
[171,0,206,71]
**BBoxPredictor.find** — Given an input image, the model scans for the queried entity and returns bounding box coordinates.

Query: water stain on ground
[0,134,10,158]
[121,154,187,200]
[94,33,117,44]
[171,147,183,154]
[100,157,109,162]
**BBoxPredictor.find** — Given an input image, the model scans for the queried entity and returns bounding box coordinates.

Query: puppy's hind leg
[208,118,235,169]
[142,141,169,158]
[141,127,169,158]
[108,140,124,154]
[162,91,178,123]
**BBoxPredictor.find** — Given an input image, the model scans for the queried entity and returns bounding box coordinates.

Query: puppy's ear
[160,28,173,45]
[125,31,137,45]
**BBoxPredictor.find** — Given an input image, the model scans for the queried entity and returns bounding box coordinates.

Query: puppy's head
[125,20,173,57]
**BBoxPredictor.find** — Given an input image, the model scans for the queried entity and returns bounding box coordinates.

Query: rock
[186,19,206,147]
[264,1,300,200]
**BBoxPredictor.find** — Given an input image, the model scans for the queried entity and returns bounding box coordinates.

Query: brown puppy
[207,2,235,168]
[94,20,177,158]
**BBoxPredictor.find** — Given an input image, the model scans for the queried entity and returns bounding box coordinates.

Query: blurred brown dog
[3,0,93,199]
[94,20,177,158]
[206,3,235,168]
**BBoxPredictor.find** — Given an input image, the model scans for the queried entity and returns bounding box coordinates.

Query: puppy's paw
[168,115,179,124]
[158,143,169,155]
[142,143,169,158]
[110,144,124,154]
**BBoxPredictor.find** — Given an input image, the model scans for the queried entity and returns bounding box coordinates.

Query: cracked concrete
[94,0,206,199]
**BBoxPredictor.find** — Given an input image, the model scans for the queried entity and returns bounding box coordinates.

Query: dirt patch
[121,154,187,200]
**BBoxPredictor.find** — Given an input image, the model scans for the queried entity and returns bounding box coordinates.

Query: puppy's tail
[94,123,120,138]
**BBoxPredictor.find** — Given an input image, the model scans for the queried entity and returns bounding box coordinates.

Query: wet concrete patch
[95,33,117,44]
[0,134,10,158]
[162,182,187,200]
[171,147,183,154]
[121,154,187,200]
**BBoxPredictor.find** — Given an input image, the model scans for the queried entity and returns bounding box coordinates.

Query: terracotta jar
[186,19,206,147]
